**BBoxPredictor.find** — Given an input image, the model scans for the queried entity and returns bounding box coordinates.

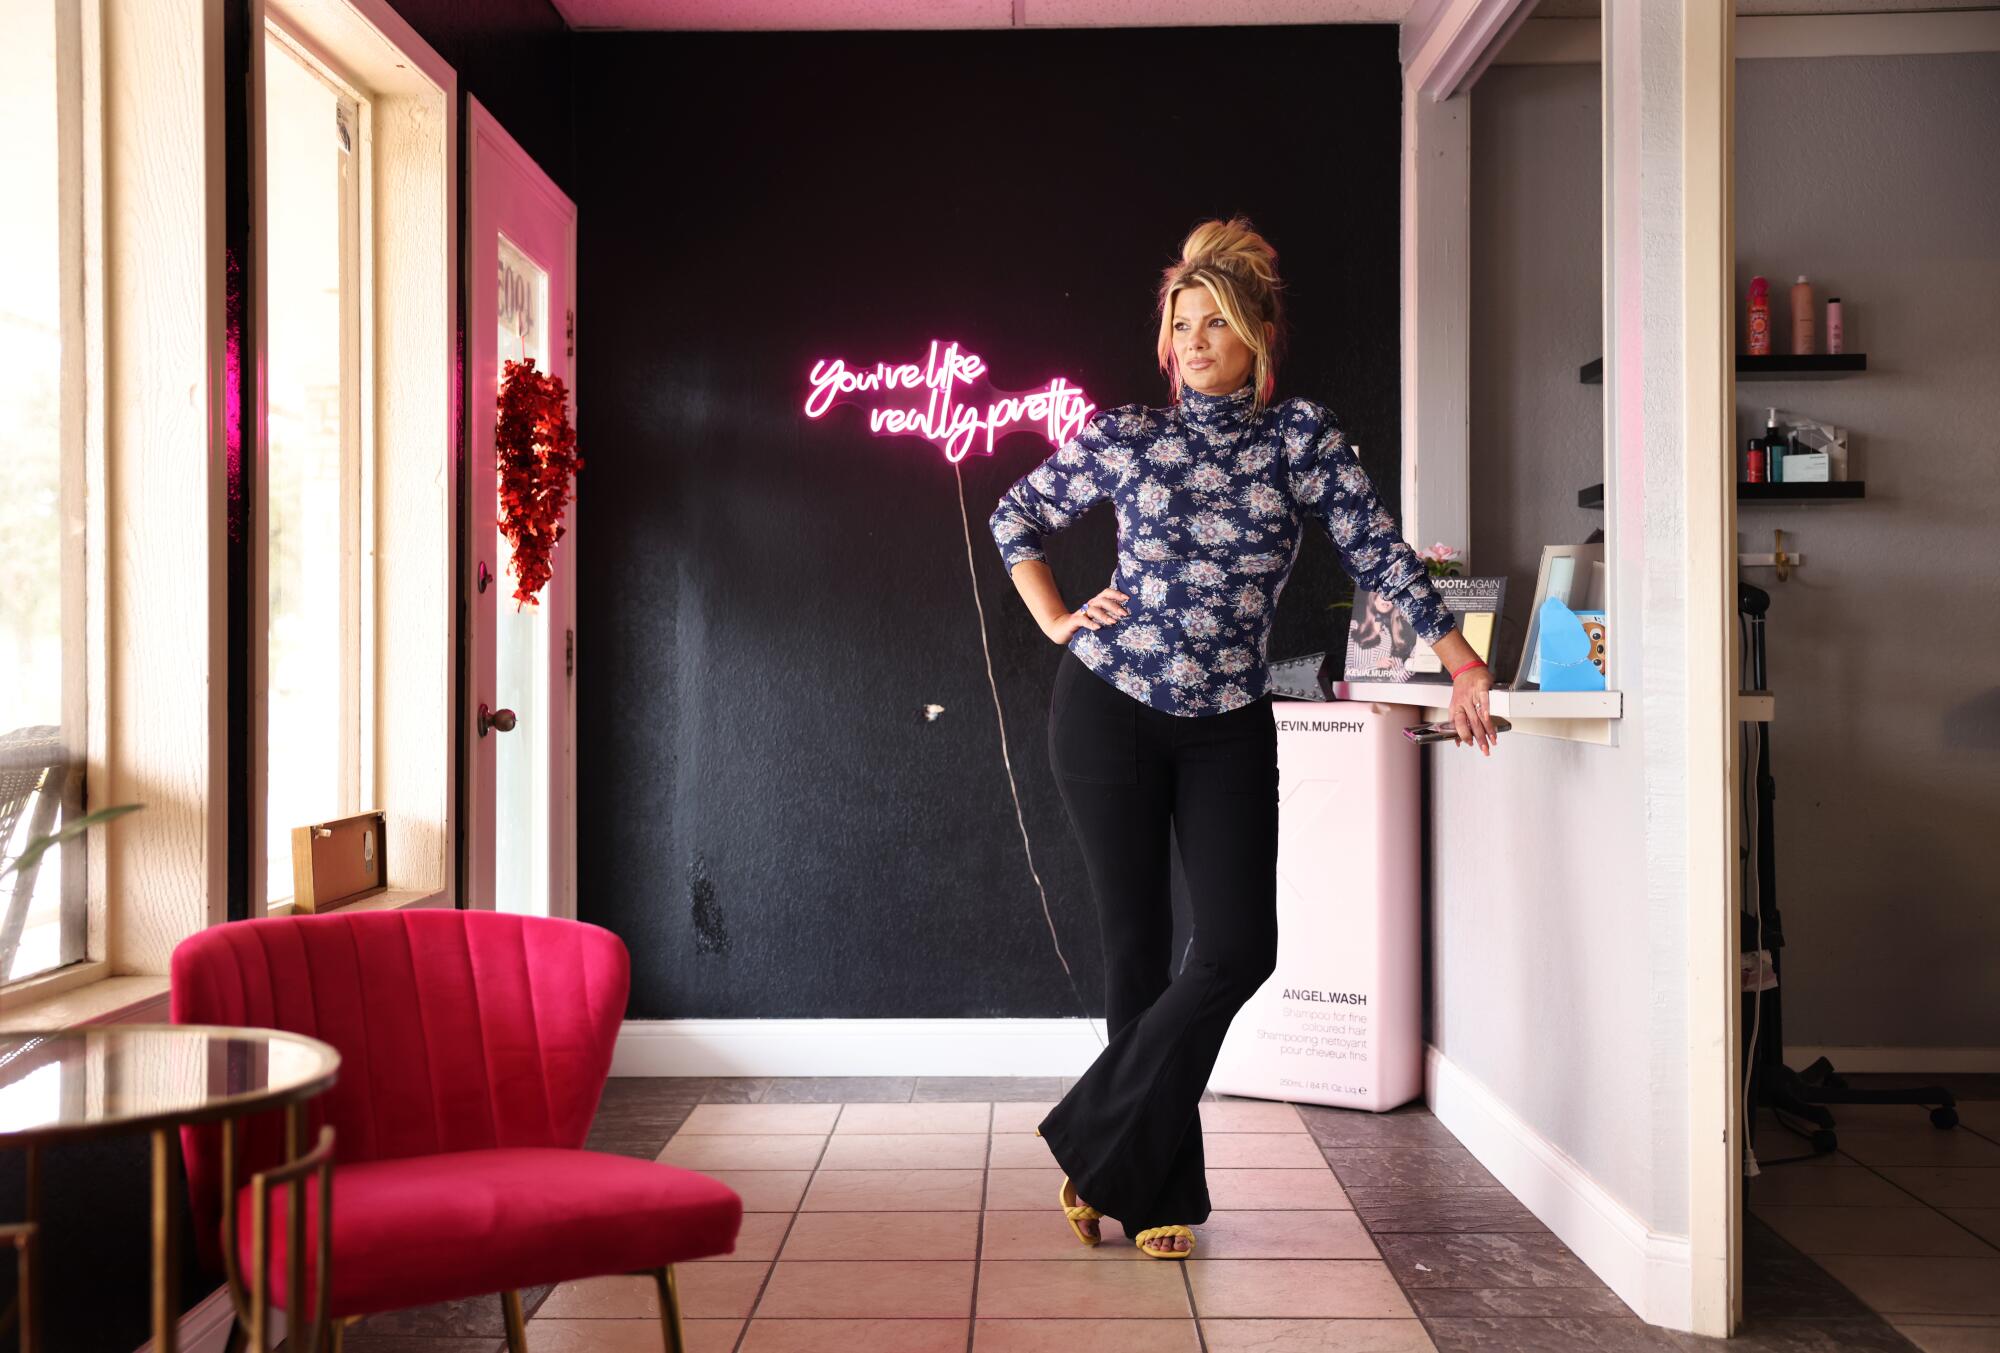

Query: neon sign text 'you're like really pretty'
[804,340,1095,462]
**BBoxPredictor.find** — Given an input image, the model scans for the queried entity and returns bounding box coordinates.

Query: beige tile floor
[1746,1096,2000,1353]
[526,1098,1436,1352]
[338,1075,1984,1352]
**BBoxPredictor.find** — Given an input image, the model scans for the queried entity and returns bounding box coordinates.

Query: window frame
[255,19,375,912]
[1,0,107,999]
[252,0,458,923]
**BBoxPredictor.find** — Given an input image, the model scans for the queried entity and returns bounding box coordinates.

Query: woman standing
[987,218,1498,1260]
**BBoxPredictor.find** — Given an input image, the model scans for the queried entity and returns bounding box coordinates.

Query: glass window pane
[495,234,549,918]
[264,35,353,904]
[0,0,83,983]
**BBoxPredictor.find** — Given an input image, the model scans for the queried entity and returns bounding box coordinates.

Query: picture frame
[1511,544,1606,690]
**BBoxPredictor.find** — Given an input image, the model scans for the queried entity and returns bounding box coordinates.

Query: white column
[1398,79,1470,556]
[1602,0,1738,1335]
[1678,1,1741,1339]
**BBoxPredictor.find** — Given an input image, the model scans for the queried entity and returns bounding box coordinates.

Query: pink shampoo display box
[1207,700,1423,1113]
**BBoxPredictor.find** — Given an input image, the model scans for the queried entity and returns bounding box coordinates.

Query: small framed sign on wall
[289,809,388,913]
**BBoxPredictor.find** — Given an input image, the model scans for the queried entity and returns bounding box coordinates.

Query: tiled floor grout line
[724,1109,828,1353]
[1814,1119,1996,1250]
[965,1103,991,1353]
[1737,1105,2000,1348]
[1298,1103,1455,1352]
[1341,1131,1466,1351]
[656,1096,1434,1347]
[1762,1113,2000,1340]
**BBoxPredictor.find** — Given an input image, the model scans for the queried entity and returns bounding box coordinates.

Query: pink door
[466,96,577,919]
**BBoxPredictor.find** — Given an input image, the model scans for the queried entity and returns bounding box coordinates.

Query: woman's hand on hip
[1448,665,1499,755]
[1042,587,1129,644]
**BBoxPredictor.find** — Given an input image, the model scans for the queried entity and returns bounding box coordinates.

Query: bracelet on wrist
[1448,656,1488,679]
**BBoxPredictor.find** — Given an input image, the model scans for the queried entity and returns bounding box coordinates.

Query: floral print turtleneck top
[988,381,1453,717]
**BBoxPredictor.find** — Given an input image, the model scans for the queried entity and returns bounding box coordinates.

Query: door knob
[478,703,517,737]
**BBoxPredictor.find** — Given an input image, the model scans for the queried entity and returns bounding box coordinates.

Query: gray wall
[1733,52,2000,1050]
[1469,63,1606,667]
[1465,51,2000,1059]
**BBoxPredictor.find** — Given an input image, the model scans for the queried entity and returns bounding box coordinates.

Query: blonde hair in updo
[1155,216,1288,416]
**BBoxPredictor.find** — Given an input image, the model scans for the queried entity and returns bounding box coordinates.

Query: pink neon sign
[804,339,1095,463]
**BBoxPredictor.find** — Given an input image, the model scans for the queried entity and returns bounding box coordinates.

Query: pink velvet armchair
[171,908,741,1351]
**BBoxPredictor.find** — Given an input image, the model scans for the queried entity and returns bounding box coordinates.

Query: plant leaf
[1,803,146,879]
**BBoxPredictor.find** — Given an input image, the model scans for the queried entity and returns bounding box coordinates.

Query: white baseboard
[1424,1046,1693,1333]
[1785,1045,2000,1075]
[135,1284,284,1353]
[610,1018,1111,1078]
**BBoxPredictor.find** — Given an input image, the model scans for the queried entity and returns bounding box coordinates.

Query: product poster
[1342,576,1505,684]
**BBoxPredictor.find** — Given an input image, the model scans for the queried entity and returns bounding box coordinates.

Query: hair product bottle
[1827,297,1844,355]
[1791,276,1814,355]
[1746,438,1766,483]
[1762,408,1786,483]
[1747,275,1771,356]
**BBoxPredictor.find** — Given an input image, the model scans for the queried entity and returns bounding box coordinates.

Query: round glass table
[0,1024,340,1352]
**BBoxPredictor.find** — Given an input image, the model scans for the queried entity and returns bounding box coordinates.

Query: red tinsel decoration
[495,357,583,606]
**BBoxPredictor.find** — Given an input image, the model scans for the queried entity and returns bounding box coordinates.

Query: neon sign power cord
[954,462,1108,1053]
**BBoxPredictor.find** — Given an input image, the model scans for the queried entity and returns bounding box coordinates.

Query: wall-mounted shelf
[1739,481,1866,503]
[1579,480,1865,508]
[1579,354,1867,384]
[1338,682,1623,721]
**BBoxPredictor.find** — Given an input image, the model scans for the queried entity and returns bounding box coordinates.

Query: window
[495,234,551,917]
[0,0,88,984]
[0,0,452,1017]
[262,27,373,907]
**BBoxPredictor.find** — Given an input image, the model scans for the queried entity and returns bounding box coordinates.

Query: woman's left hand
[1448,665,1499,755]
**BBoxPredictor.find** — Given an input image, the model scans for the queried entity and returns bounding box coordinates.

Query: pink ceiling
[549,0,1416,30]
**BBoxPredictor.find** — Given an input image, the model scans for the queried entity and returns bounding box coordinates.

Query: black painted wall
[571,26,1407,1022]
[390,0,574,194]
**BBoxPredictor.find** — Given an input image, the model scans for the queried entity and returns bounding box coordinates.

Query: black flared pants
[1035,649,1280,1235]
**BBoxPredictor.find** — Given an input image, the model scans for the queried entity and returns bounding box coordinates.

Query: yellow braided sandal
[1134,1224,1196,1259]
[1056,1175,1103,1248]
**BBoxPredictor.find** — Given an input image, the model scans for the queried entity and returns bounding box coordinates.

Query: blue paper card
[1536,596,1606,692]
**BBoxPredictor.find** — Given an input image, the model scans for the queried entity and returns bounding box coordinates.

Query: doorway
[465,96,579,920]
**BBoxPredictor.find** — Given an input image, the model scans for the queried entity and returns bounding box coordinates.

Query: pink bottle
[1791,275,1815,355]
[1747,276,1771,356]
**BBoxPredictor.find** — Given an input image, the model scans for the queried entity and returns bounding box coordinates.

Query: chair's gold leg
[327,1316,347,1353]
[501,1290,529,1353]
[653,1266,686,1353]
